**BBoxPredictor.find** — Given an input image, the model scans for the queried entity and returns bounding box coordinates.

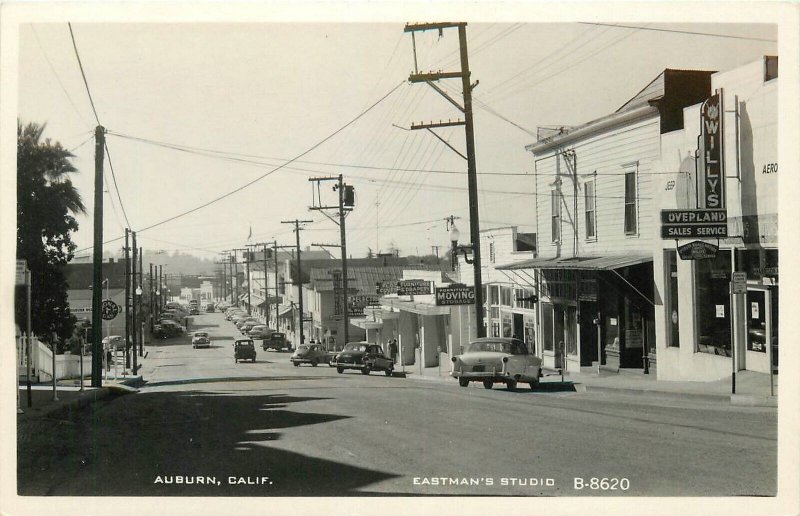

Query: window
[541,303,554,352]
[490,285,500,305]
[500,287,512,306]
[551,189,561,242]
[624,171,637,234]
[584,179,596,239]
[694,251,732,356]
[665,250,680,348]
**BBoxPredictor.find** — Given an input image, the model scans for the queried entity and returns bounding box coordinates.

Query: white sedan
[451,337,542,391]
[191,331,211,348]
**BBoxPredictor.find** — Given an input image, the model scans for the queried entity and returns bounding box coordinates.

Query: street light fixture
[448,221,474,271]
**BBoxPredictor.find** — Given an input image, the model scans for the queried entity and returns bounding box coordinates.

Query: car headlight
[502,357,509,363]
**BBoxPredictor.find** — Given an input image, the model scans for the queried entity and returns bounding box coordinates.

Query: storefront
[497,255,655,373]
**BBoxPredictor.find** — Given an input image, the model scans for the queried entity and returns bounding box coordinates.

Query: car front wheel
[293,361,300,367]
[384,367,393,377]
[506,379,517,391]
[336,367,344,374]
[483,380,493,389]
[459,377,469,387]
[529,378,539,391]
[361,366,370,375]
[311,359,318,367]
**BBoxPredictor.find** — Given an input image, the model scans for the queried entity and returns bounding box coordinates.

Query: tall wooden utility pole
[309,175,354,346]
[124,229,130,369]
[149,263,154,331]
[91,125,105,387]
[138,245,143,357]
[404,22,485,337]
[131,232,138,372]
[281,219,312,347]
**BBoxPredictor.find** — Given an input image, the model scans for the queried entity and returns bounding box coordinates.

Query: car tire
[293,361,299,367]
[384,367,393,377]
[506,379,517,391]
[361,365,370,375]
[311,359,318,367]
[528,378,539,391]
[483,380,493,389]
[458,377,469,387]
[336,367,344,374]
[235,358,238,363]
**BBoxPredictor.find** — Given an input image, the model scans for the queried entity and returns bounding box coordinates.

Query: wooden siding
[534,115,660,259]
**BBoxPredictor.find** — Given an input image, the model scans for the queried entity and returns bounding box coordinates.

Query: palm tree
[16,121,86,346]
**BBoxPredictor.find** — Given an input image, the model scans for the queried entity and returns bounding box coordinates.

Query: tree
[365,247,375,259]
[16,121,85,351]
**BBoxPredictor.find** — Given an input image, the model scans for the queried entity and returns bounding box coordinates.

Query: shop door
[746,289,778,373]
[579,302,598,366]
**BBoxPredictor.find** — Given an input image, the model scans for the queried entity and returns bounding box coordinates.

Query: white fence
[17,336,95,382]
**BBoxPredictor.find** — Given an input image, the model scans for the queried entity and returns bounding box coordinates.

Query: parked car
[247,325,271,339]
[262,332,289,351]
[192,331,210,348]
[451,337,542,391]
[333,342,394,376]
[240,320,260,334]
[153,324,182,339]
[290,344,329,367]
[234,339,257,363]
[189,307,200,315]
[160,320,185,334]
[206,303,216,313]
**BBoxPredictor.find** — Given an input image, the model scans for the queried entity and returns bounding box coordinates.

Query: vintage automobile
[262,332,290,351]
[290,344,329,367]
[234,339,257,363]
[333,342,394,376]
[247,325,271,340]
[153,323,182,339]
[206,303,216,313]
[451,337,542,391]
[240,320,260,334]
[192,331,210,348]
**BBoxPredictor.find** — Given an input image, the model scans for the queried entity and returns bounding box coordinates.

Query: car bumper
[333,361,365,370]
[451,370,540,382]
[193,342,210,348]
[290,357,316,364]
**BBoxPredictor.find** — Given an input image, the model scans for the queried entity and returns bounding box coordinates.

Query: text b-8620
[573,477,630,491]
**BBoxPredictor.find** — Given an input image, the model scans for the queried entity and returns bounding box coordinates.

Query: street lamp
[448,221,473,271]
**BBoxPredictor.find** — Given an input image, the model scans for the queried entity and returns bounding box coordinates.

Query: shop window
[624,171,637,234]
[694,250,732,356]
[551,189,561,243]
[524,319,536,354]
[501,287,512,306]
[502,313,512,337]
[541,302,554,351]
[490,285,500,305]
[665,250,679,347]
[585,179,596,239]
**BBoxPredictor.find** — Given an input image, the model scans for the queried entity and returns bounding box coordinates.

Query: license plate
[472,365,485,372]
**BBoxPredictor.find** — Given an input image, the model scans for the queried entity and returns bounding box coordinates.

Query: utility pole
[273,241,283,329]
[232,248,249,311]
[309,175,354,346]
[405,22,485,337]
[233,251,239,307]
[138,246,143,357]
[124,229,130,370]
[281,219,312,347]
[131,232,138,372]
[91,125,105,387]
[149,263,154,331]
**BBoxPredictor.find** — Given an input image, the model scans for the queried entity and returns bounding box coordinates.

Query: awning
[278,304,294,317]
[248,295,266,307]
[496,254,652,271]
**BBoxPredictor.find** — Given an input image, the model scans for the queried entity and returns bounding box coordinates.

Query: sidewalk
[17,366,145,420]
[398,359,778,406]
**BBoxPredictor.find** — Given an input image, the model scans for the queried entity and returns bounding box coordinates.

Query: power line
[103,142,131,228]
[578,22,777,42]
[67,23,100,126]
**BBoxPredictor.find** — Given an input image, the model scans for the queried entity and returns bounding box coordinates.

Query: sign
[751,302,760,319]
[15,260,28,286]
[677,240,719,260]
[397,280,431,296]
[660,209,728,239]
[699,92,725,209]
[715,305,725,318]
[375,280,398,295]
[347,295,380,316]
[434,286,475,306]
[731,272,747,294]
[101,299,120,320]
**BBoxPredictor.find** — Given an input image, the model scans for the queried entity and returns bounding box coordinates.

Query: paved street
[18,311,776,497]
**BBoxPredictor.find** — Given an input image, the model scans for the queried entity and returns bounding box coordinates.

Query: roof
[496,254,652,271]
[63,261,128,290]
[309,265,446,293]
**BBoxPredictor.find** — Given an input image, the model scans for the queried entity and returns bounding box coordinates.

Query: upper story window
[501,286,512,307]
[551,188,561,243]
[585,179,596,239]
[624,170,637,235]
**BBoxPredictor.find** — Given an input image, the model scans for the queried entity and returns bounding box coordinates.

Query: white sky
[16,19,777,259]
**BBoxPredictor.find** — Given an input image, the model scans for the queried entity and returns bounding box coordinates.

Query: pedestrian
[389,339,398,361]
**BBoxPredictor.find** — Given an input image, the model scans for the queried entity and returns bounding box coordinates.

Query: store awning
[248,295,266,307]
[496,254,652,271]
[278,304,294,317]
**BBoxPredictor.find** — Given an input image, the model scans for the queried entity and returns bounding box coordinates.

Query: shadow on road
[18,389,400,496]
[143,375,335,388]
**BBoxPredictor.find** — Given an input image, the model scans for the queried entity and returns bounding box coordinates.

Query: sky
[15,17,778,262]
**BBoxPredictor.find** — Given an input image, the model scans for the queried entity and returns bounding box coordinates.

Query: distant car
[333,342,394,376]
[153,324,181,339]
[262,332,289,351]
[290,344,328,367]
[234,339,256,363]
[159,320,185,335]
[189,307,200,315]
[192,331,210,348]
[102,335,124,349]
[240,320,260,334]
[247,325,271,339]
[451,337,542,391]
[206,303,216,313]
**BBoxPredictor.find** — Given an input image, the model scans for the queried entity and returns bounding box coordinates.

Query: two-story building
[497,69,715,374]
[653,56,778,381]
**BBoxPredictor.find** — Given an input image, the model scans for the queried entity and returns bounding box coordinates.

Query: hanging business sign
[660,209,728,238]
[375,280,398,295]
[677,240,719,260]
[15,260,28,285]
[376,279,431,296]
[101,299,120,320]
[698,91,725,209]
[435,285,475,306]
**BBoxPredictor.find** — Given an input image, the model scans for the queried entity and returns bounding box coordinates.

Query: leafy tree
[365,247,375,259]
[16,122,85,351]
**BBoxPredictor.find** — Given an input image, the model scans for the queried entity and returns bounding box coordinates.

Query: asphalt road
[18,311,777,497]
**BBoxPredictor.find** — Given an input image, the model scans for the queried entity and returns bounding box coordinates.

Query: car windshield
[344,343,367,352]
[467,340,529,355]
[271,333,285,339]
[296,346,308,352]
[236,341,254,347]
[195,332,208,337]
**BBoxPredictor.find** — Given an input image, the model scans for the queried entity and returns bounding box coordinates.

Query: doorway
[579,301,598,366]
[746,287,778,373]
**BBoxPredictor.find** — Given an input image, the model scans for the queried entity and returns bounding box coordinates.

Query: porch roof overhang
[278,304,294,317]
[383,299,450,316]
[495,253,652,272]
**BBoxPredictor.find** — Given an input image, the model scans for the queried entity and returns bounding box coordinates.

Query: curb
[584,384,739,403]
[731,394,778,407]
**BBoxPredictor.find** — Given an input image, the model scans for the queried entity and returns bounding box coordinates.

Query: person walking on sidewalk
[389,339,398,362]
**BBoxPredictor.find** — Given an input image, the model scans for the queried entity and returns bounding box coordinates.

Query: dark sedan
[333,342,394,376]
